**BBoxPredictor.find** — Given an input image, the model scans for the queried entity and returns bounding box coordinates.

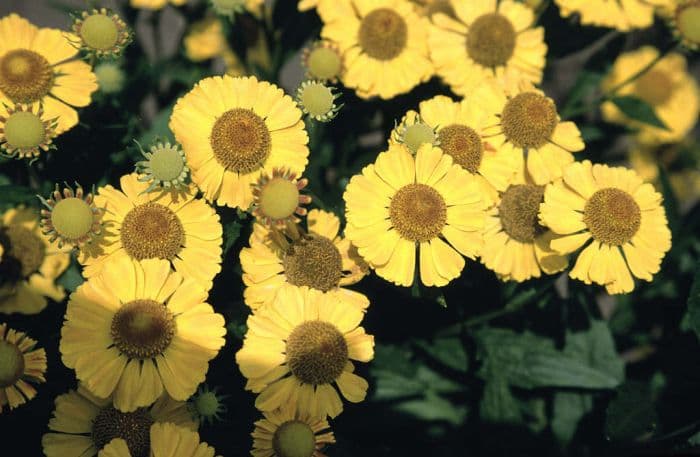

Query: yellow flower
[79,173,223,292]
[344,144,487,287]
[481,81,585,185]
[42,385,197,457]
[39,183,104,249]
[390,94,520,204]
[129,0,187,10]
[0,14,97,134]
[0,103,58,160]
[71,8,132,60]
[98,423,219,457]
[318,0,433,99]
[236,286,374,419]
[540,160,671,294]
[661,0,700,50]
[60,257,226,411]
[0,207,69,315]
[302,40,343,82]
[428,0,546,96]
[0,323,46,413]
[169,75,309,209]
[251,407,335,457]
[240,209,369,310]
[555,0,667,31]
[184,17,227,62]
[600,46,700,145]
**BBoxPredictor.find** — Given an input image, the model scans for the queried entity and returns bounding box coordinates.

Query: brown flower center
[390,183,447,242]
[0,49,54,104]
[634,69,674,106]
[284,235,343,292]
[272,420,317,457]
[358,8,408,61]
[583,188,641,245]
[501,92,558,149]
[0,341,24,388]
[499,184,546,243]
[0,225,46,278]
[438,124,483,173]
[92,406,153,457]
[210,108,271,174]
[120,202,184,260]
[466,13,516,68]
[286,320,348,385]
[110,299,175,360]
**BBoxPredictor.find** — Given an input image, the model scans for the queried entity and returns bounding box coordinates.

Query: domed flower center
[438,124,483,173]
[466,13,516,68]
[272,420,317,457]
[306,46,342,80]
[0,49,54,104]
[92,406,153,457]
[111,299,175,360]
[299,82,334,118]
[149,144,186,182]
[120,202,184,260]
[583,188,641,245]
[258,177,300,221]
[3,111,46,149]
[80,14,119,51]
[501,92,558,149]
[499,184,545,243]
[286,320,348,385]
[284,235,343,292]
[402,122,436,153]
[0,341,24,388]
[51,198,95,241]
[194,391,222,418]
[390,183,447,242]
[95,62,125,94]
[635,69,674,106]
[2,225,46,278]
[676,2,700,45]
[358,8,408,61]
[210,108,271,173]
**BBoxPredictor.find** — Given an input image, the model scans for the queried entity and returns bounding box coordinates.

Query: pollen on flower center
[258,177,300,221]
[2,225,46,278]
[358,8,408,61]
[498,184,545,243]
[80,14,119,51]
[284,235,343,292]
[120,202,184,260]
[501,92,558,149]
[286,320,348,385]
[403,122,437,153]
[390,183,447,242]
[583,188,641,245]
[50,198,95,241]
[635,70,673,106]
[0,49,54,104]
[148,144,186,182]
[210,108,271,173]
[466,13,516,68]
[438,124,483,173]
[272,420,317,457]
[3,111,46,149]
[0,341,24,388]
[110,299,175,360]
[91,406,153,457]
[676,2,700,44]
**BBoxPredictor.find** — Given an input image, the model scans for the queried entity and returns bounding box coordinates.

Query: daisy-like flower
[480,81,585,185]
[39,183,104,249]
[302,40,343,82]
[70,8,132,59]
[250,168,312,228]
[236,286,374,419]
[0,103,58,160]
[129,0,187,10]
[540,160,672,294]
[99,422,219,457]
[190,384,227,425]
[134,141,190,193]
[390,94,520,204]
[251,407,335,457]
[555,0,668,31]
[0,323,46,413]
[296,80,342,122]
[184,17,227,63]
[60,257,226,411]
[318,0,433,99]
[240,208,369,310]
[344,144,487,287]
[42,385,197,457]
[0,207,69,315]
[661,0,700,50]
[600,46,700,145]
[79,173,222,291]
[0,14,98,133]
[169,75,309,209]
[428,0,546,96]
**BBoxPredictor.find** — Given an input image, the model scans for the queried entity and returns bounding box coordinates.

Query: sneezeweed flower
[70,9,132,59]
[302,40,343,82]
[662,0,700,50]
[600,46,700,145]
[391,112,440,154]
[169,75,309,209]
[0,14,98,133]
[240,208,369,310]
[42,385,197,457]
[251,168,312,228]
[0,207,69,314]
[80,173,222,291]
[540,160,672,294]
[134,141,190,193]
[251,407,335,457]
[60,257,226,412]
[0,323,46,413]
[38,183,103,249]
[129,0,187,10]
[236,287,374,419]
[428,0,546,96]
[0,103,58,160]
[184,17,227,62]
[295,80,342,122]
[94,62,126,94]
[98,422,219,457]
[317,0,433,99]
[190,385,227,425]
[344,144,487,287]
[554,0,667,31]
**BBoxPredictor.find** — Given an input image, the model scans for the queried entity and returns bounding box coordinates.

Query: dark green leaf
[414,337,468,373]
[138,104,175,146]
[395,391,467,425]
[480,378,521,424]
[605,381,657,443]
[609,95,669,130]
[681,259,700,340]
[56,258,84,293]
[552,392,593,446]
[223,221,242,255]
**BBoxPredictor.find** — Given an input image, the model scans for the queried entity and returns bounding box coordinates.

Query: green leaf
[56,258,84,293]
[605,381,657,443]
[395,391,467,425]
[560,71,603,118]
[563,320,625,383]
[414,337,468,373]
[480,378,521,424]
[138,104,175,146]
[609,95,669,130]
[552,392,593,446]
[223,221,242,255]
[681,259,700,340]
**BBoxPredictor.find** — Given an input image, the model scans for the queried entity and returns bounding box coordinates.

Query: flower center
[438,124,483,173]
[358,8,408,61]
[634,69,673,106]
[466,13,516,68]
[299,82,334,118]
[120,202,184,260]
[583,188,641,245]
[2,225,46,278]
[258,177,300,221]
[284,235,343,292]
[0,341,24,388]
[0,49,54,104]
[194,391,222,418]
[403,122,436,153]
[307,46,342,80]
[272,420,317,457]
[498,184,545,243]
[110,299,175,360]
[95,62,125,94]
[501,93,558,149]
[390,183,447,242]
[51,197,95,241]
[3,111,46,149]
[286,320,348,385]
[210,108,271,174]
[80,14,119,51]
[92,406,153,457]
[676,2,700,45]
[149,144,186,182]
